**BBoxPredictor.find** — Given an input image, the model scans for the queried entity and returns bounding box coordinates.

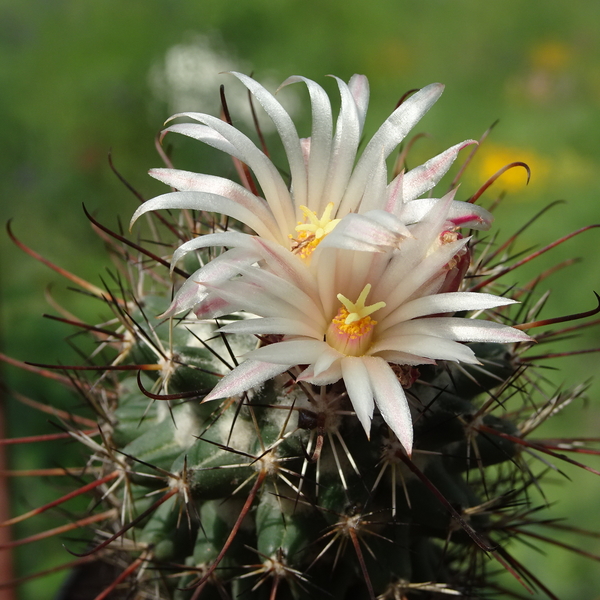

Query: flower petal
[340,83,445,214]
[386,291,519,323]
[321,76,361,212]
[168,112,296,235]
[231,72,308,209]
[402,140,477,203]
[280,76,333,214]
[382,317,533,344]
[246,339,328,365]
[370,335,479,364]
[130,191,277,242]
[204,360,293,401]
[341,356,374,437]
[363,356,413,454]
[162,247,260,317]
[219,317,323,339]
[149,169,282,240]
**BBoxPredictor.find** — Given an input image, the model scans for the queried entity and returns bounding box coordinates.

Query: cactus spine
[3,73,600,600]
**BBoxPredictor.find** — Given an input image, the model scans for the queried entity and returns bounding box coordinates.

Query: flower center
[290,202,340,261]
[325,284,386,357]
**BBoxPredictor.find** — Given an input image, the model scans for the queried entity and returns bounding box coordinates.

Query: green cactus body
[5,72,600,600]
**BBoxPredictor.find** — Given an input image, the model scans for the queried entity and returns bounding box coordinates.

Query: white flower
[196,199,531,455]
[130,73,492,316]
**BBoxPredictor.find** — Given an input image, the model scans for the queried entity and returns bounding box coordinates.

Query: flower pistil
[326,284,386,356]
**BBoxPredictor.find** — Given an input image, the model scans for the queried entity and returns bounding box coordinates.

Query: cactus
[3,72,600,600]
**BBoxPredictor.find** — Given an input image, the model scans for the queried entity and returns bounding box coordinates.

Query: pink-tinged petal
[322,77,361,213]
[219,317,323,339]
[194,293,235,320]
[231,265,326,327]
[363,356,413,455]
[162,276,209,317]
[406,189,458,251]
[203,279,316,323]
[149,169,282,240]
[313,345,344,377]
[358,149,389,213]
[360,210,412,238]
[297,360,343,385]
[400,198,493,230]
[230,72,308,208]
[204,360,293,402]
[162,123,238,156]
[319,214,402,252]
[402,140,477,203]
[168,112,296,236]
[385,169,405,216]
[341,357,374,437]
[341,83,445,214]
[348,74,370,135]
[246,339,327,365]
[383,317,532,344]
[252,238,317,294]
[377,237,470,320]
[386,291,519,323]
[375,350,437,367]
[161,248,259,317]
[280,76,333,215]
[130,191,276,242]
[369,335,479,364]
[171,231,258,273]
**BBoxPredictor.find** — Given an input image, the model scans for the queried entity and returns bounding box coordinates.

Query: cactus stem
[69,489,178,558]
[191,470,267,590]
[395,451,494,552]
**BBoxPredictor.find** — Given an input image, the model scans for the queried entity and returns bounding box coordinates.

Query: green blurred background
[1,0,599,598]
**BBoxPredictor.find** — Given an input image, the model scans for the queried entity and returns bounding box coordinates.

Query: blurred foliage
[1,0,599,598]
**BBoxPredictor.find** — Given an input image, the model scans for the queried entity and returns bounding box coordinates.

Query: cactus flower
[197,197,531,454]
[131,73,492,316]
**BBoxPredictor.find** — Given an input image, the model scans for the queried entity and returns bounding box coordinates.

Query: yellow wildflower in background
[475,143,549,195]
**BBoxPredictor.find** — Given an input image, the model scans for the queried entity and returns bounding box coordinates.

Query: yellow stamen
[326,284,386,356]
